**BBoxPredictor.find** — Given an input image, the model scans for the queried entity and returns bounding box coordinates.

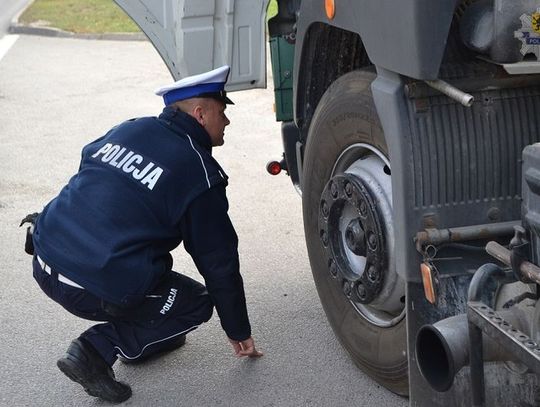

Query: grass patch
[19,0,139,33]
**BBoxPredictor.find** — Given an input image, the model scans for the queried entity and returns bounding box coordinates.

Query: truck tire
[302,69,408,396]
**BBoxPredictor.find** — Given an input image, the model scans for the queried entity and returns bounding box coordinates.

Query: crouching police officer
[28,66,262,403]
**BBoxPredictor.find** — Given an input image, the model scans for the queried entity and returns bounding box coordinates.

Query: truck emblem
[533,12,540,34]
[514,8,540,59]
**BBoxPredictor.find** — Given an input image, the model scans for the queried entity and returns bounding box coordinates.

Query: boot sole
[57,358,132,403]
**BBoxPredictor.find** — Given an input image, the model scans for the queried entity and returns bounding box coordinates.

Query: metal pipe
[416,310,523,392]
[468,263,509,302]
[485,241,540,285]
[425,79,475,107]
[405,76,540,99]
[416,221,519,247]
[416,263,523,394]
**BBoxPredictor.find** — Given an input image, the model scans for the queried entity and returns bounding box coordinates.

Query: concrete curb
[8,0,147,41]
[9,23,148,41]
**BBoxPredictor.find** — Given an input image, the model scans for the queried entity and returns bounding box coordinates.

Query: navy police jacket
[33,106,251,341]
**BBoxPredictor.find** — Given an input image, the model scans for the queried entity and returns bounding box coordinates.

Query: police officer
[30,65,262,403]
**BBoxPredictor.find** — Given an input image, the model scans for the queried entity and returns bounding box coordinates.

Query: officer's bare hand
[228,336,263,358]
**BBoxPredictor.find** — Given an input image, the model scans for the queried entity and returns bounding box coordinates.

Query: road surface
[0,34,408,407]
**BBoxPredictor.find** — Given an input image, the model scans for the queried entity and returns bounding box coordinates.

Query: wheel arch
[293,23,372,141]
[291,0,484,143]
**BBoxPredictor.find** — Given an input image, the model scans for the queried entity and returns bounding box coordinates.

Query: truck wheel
[302,69,408,395]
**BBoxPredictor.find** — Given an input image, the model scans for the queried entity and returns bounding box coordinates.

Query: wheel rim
[318,143,405,327]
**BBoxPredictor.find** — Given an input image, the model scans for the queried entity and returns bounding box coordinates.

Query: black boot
[57,338,132,403]
[118,334,186,364]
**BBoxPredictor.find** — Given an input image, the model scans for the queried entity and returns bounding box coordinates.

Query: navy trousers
[33,256,213,366]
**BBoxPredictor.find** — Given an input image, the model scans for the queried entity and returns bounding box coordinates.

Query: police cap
[155,65,234,106]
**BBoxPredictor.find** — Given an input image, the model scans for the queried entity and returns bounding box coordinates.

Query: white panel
[115,0,178,77]
[115,0,269,90]
[237,25,251,76]
[225,0,234,14]
[227,0,268,90]
[183,0,215,17]
[181,28,215,74]
[213,0,235,67]
[143,0,167,27]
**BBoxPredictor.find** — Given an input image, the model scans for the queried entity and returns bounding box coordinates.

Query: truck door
[114,0,269,91]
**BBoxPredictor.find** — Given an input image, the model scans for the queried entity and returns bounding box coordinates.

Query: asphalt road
[0,35,407,407]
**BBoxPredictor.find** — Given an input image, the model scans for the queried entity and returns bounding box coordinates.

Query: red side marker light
[266,161,282,175]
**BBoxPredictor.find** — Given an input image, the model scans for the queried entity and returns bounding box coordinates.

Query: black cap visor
[197,90,234,105]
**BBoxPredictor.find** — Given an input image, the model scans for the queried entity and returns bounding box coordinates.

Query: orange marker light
[325,0,335,20]
[420,262,437,304]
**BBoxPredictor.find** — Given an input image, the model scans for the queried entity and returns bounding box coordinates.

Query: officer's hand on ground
[228,336,263,358]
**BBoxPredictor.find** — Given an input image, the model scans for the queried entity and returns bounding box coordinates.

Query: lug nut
[367,232,377,250]
[330,181,339,198]
[356,282,367,300]
[321,230,329,246]
[367,265,379,283]
[344,181,353,197]
[321,200,329,217]
[359,200,367,217]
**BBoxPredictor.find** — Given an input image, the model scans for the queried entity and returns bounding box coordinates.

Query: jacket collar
[158,106,213,152]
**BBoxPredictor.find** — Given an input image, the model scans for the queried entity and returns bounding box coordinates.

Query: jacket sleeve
[179,184,251,341]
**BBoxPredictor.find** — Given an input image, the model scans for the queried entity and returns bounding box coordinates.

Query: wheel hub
[345,219,365,255]
[317,145,405,327]
[319,174,386,304]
